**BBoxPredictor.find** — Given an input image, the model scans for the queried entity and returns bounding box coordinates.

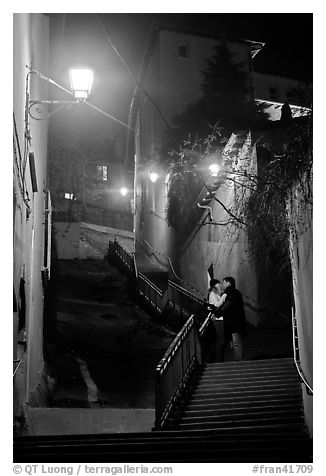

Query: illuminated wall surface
[134,27,259,314]
[288,179,313,436]
[13,13,50,414]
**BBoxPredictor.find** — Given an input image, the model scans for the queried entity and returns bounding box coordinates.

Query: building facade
[13,13,54,431]
[129,24,264,309]
[253,71,311,121]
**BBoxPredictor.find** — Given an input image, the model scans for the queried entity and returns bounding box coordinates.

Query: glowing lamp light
[209,163,220,177]
[149,172,159,183]
[69,68,94,101]
[120,187,128,197]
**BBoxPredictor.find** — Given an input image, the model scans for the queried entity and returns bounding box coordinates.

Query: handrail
[138,272,165,314]
[168,279,206,305]
[291,309,313,395]
[142,239,205,298]
[138,272,164,297]
[114,239,134,274]
[242,293,291,322]
[155,314,201,429]
[199,312,213,337]
[133,253,138,278]
[115,238,133,259]
[13,360,22,379]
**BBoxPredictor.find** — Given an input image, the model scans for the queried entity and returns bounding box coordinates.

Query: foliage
[167,113,312,278]
[171,39,268,145]
[167,127,226,231]
[245,116,313,273]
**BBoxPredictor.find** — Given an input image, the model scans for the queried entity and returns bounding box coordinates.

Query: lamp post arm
[26,65,73,97]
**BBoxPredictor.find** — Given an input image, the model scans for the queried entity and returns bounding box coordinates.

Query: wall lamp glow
[120,187,128,197]
[26,65,93,120]
[149,172,159,183]
[69,68,94,101]
[209,163,220,177]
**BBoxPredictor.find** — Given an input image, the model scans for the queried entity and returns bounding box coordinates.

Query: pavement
[41,258,176,433]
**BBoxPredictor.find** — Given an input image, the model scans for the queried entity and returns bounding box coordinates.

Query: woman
[207,278,226,311]
[207,278,226,362]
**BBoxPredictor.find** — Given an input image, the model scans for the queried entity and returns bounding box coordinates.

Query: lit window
[97,165,108,181]
[178,44,190,58]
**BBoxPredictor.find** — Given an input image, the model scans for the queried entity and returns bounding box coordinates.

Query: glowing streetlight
[69,68,94,101]
[149,172,159,183]
[26,65,94,119]
[120,187,128,196]
[209,163,220,177]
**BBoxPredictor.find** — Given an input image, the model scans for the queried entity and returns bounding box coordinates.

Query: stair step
[17,425,310,443]
[14,442,312,463]
[195,378,299,390]
[199,368,297,380]
[205,358,294,368]
[166,421,309,435]
[178,408,303,424]
[185,397,302,411]
[189,388,302,403]
[192,382,300,396]
[175,415,305,430]
[187,397,302,409]
[183,402,302,416]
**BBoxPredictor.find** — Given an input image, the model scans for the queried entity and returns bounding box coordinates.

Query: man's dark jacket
[216,287,247,341]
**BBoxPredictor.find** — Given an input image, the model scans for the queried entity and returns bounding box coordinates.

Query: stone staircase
[163,357,312,461]
[15,358,312,462]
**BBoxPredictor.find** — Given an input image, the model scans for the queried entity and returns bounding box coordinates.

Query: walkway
[50,259,175,410]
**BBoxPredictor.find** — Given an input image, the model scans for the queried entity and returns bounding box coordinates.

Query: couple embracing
[207,277,247,361]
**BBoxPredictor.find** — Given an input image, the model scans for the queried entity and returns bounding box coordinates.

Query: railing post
[154,368,161,430]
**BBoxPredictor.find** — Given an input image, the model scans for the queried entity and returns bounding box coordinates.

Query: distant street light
[120,187,128,196]
[149,172,159,183]
[209,163,220,177]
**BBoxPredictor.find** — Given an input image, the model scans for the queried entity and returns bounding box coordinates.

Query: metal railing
[154,314,202,429]
[13,360,22,379]
[143,239,205,298]
[138,272,165,314]
[113,239,135,276]
[291,309,313,395]
[111,239,206,320]
[167,280,206,322]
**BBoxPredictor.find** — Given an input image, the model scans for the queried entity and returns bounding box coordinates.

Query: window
[269,85,279,101]
[97,165,108,181]
[178,44,190,58]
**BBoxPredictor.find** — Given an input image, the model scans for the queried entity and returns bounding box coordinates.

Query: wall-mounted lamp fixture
[120,187,128,197]
[149,172,159,183]
[69,68,94,101]
[208,163,220,177]
[26,65,93,120]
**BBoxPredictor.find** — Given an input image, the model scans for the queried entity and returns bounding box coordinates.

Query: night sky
[49,13,312,131]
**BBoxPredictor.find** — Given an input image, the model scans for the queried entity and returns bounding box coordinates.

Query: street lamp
[69,68,94,102]
[209,163,220,177]
[26,65,94,119]
[149,172,159,183]
[120,187,128,197]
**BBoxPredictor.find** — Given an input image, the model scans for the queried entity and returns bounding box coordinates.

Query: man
[215,276,247,361]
